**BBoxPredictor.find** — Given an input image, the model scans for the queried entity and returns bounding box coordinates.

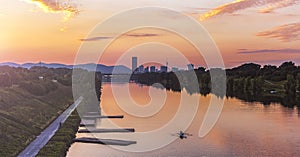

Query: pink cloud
[256,23,300,42]
[200,0,300,21]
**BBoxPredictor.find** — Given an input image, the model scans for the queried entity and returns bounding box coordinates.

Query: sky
[0,0,299,68]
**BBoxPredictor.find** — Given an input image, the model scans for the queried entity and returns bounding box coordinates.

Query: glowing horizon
[0,0,299,68]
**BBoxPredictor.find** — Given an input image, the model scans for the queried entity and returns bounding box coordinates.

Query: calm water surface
[67,83,300,157]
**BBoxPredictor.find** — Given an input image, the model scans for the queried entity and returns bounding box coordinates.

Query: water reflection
[67,83,300,157]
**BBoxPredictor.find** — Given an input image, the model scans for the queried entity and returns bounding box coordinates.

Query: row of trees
[0,65,103,106]
[0,66,74,87]
[131,61,300,108]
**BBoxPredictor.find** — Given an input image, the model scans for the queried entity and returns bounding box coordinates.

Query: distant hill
[74,63,131,74]
[0,62,72,69]
[0,62,21,68]
[0,62,131,74]
[22,63,73,69]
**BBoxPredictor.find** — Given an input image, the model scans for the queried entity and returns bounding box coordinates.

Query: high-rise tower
[132,57,137,72]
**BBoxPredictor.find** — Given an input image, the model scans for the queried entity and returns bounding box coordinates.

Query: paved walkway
[18,97,83,157]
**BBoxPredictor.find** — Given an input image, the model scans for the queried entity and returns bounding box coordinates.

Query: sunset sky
[0,0,299,68]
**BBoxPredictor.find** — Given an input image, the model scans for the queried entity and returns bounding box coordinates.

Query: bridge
[101,73,132,82]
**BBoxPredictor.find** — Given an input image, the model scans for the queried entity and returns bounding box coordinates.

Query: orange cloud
[21,0,79,21]
[256,23,300,42]
[200,0,300,21]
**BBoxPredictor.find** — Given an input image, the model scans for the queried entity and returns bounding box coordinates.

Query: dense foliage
[132,61,300,108]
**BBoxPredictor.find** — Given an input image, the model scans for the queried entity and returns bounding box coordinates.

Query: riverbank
[36,110,81,157]
[18,97,82,157]
[0,66,104,156]
[0,66,74,156]
[0,84,73,157]
[131,62,300,108]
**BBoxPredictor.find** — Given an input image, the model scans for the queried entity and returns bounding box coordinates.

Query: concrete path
[18,97,83,157]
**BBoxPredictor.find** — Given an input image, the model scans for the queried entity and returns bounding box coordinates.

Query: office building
[144,66,149,73]
[132,57,137,72]
[160,66,168,72]
[138,65,144,73]
[150,66,156,72]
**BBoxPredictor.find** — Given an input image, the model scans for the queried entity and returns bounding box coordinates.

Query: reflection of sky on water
[68,83,300,156]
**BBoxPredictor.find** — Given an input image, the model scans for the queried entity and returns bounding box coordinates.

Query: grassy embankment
[0,66,102,157]
[0,83,73,157]
[37,71,103,156]
[36,110,81,157]
[0,67,73,157]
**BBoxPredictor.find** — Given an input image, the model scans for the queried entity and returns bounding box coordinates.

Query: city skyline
[131,56,189,72]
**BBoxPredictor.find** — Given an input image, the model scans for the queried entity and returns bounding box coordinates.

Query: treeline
[226,62,300,107]
[0,66,73,96]
[0,66,73,86]
[131,61,300,108]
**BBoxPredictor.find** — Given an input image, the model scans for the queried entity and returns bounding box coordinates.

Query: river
[67,83,300,157]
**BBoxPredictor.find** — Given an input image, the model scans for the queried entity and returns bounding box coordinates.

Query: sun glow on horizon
[0,1,299,67]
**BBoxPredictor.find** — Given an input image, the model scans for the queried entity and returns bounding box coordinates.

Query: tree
[296,73,300,92]
[253,76,264,95]
[285,74,296,96]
